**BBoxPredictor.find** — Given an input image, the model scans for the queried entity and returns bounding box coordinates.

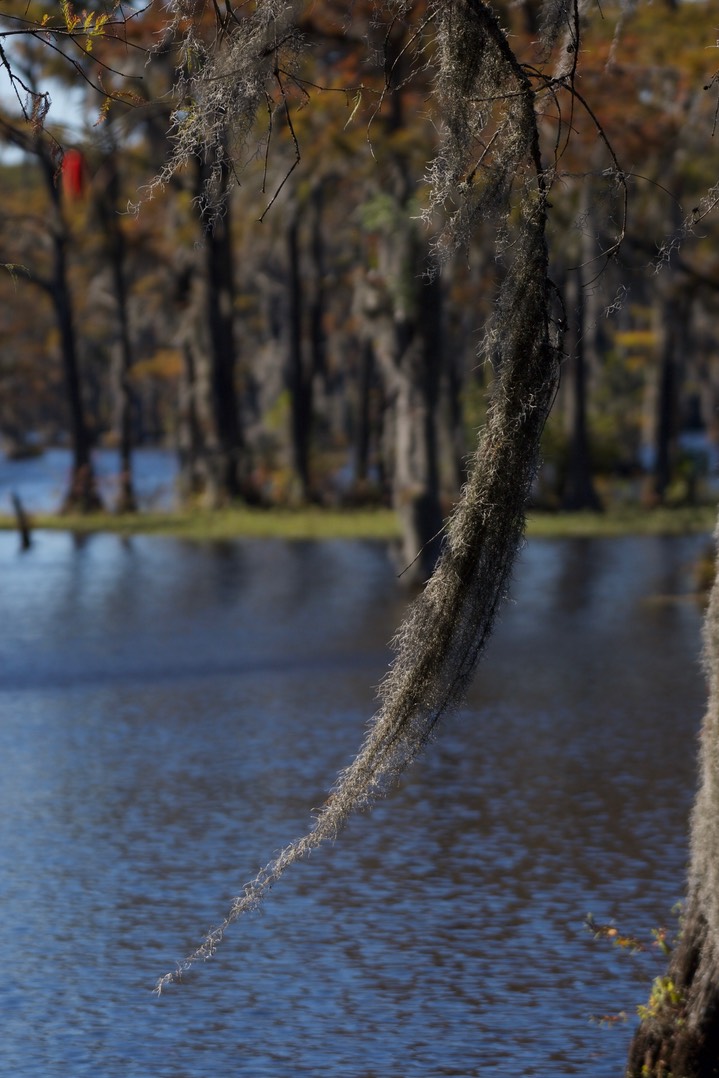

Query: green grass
[526,504,718,538]
[0,506,403,541]
[0,503,715,542]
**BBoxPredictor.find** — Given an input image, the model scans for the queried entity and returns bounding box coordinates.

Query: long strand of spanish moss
[156,0,562,992]
[156,196,560,992]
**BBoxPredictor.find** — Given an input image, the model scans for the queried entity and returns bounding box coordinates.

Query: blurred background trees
[0,0,718,544]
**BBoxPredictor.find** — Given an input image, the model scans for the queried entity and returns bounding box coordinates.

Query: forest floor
[0,503,716,541]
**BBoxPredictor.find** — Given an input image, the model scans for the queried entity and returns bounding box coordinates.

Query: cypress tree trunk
[561,265,602,511]
[627,522,719,1078]
[39,152,103,514]
[407,268,445,578]
[201,156,245,504]
[176,336,205,500]
[287,214,312,502]
[444,332,468,495]
[653,320,676,504]
[355,338,375,488]
[175,153,246,506]
[5,133,104,512]
[561,178,601,511]
[647,290,689,506]
[359,219,444,584]
[174,253,219,503]
[54,253,102,514]
[308,184,327,389]
[96,149,137,514]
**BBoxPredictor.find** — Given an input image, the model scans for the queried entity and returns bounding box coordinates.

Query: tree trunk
[96,149,137,513]
[40,152,102,513]
[359,218,445,584]
[202,161,244,503]
[644,290,688,506]
[175,154,246,506]
[627,525,719,1077]
[54,257,101,513]
[287,214,312,502]
[308,184,327,387]
[176,334,204,501]
[174,255,224,506]
[653,306,677,503]
[444,334,468,495]
[407,269,445,577]
[561,266,602,510]
[355,338,375,488]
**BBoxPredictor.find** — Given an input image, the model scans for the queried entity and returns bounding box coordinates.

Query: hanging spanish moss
[156,0,562,992]
[151,0,304,205]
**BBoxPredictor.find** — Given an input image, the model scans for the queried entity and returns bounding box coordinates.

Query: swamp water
[0,447,178,513]
[0,531,708,1076]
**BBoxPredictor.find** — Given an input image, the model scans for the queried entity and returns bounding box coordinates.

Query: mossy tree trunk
[627,524,719,1078]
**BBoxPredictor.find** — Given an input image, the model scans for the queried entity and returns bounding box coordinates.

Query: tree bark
[355,338,375,488]
[176,331,205,501]
[174,253,224,506]
[96,148,137,513]
[627,524,719,1077]
[201,157,245,503]
[175,153,247,506]
[646,290,690,505]
[359,219,445,584]
[444,333,468,495]
[561,266,602,511]
[287,214,313,502]
[35,148,103,513]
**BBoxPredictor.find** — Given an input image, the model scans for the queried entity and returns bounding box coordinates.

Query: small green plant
[637,976,684,1025]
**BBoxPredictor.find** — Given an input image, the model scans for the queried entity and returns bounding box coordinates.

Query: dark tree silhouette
[0,121,103,512]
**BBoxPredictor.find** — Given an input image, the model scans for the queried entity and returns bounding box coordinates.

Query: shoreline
[0,504,716,542]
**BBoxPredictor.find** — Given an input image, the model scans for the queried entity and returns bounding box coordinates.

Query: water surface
[0,532,709,1076]
[0,447,177,513]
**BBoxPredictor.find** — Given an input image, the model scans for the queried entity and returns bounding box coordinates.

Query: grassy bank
[526,504,717,538]
[0,506,402,541]
[0,503,717,541]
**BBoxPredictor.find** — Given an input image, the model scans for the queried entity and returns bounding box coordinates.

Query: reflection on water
[0,447,178,513]
[0,531,709,1076]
